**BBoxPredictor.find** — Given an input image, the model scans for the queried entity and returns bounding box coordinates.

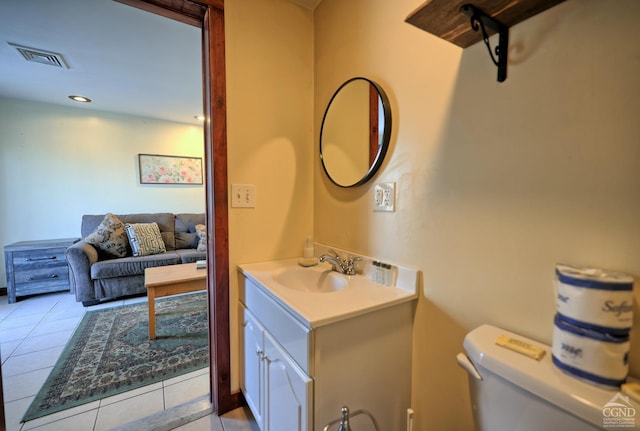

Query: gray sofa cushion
[175,213,205,249]
[176,249,206,263]
[91,252,181,279]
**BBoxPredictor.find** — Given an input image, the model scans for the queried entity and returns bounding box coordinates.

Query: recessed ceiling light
[69,95,91,103]
[194,115,205,121]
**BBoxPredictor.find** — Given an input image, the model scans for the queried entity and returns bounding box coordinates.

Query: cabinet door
[240,306,265,429]
[264,331,312,431]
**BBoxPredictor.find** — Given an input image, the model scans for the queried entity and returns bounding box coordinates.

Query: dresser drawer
[13,248,67,271]
[14,264,70,285]
[4,237,79,303]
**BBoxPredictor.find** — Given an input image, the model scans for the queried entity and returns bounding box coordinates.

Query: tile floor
[0,291,257,431]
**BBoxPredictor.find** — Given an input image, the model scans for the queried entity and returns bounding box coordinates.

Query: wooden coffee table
[144,263,207,339]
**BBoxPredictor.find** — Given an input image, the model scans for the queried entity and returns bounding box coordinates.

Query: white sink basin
[239,255,418,327]
[273,266,347,293]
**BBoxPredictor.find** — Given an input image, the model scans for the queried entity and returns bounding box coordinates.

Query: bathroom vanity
[238,255,418,430]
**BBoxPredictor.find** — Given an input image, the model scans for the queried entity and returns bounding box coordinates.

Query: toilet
[457,324,639,431]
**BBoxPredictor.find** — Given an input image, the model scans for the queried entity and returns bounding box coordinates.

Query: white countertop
[238,257,419,328]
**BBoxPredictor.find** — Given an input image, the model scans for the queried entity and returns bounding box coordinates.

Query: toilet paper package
[552,314,629,389]
[555,264,634,334]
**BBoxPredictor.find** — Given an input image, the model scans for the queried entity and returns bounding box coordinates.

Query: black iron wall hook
[460,4,509,82]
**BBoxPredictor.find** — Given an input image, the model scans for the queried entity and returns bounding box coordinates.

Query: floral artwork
[138,154,203,185]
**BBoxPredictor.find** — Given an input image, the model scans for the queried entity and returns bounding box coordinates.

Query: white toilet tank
[457,324,639,431]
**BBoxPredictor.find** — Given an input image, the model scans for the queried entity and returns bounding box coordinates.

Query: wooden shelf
[405,0,566,48]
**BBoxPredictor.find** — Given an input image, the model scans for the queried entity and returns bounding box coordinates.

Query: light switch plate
[231,184,256,208]
[374,182,395,212]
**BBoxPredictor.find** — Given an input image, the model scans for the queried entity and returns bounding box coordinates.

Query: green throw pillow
[84,213,130,258]
[125,222,167,257]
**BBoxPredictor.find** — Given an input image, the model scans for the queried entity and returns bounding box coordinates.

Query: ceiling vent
[9,43,69,69]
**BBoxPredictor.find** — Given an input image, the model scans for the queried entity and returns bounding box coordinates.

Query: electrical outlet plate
[373,182,395,212]
[231,184,256,208]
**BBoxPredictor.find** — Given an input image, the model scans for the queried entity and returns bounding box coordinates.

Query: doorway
[115,0,240,416]
[0,1,239,429]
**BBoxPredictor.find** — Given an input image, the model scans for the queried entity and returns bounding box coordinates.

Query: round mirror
[320,77,392,188]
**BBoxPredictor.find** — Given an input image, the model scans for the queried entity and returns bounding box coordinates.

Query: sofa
[66,213,206,306]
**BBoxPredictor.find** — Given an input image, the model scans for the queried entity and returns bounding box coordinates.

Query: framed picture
[138,154,203,185]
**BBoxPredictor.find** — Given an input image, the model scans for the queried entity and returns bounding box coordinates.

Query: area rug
[22,292,209,422]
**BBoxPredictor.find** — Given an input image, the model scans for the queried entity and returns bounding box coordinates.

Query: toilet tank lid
[463,324,635,428]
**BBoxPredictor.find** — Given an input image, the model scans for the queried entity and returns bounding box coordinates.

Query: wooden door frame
[116,0,241,415]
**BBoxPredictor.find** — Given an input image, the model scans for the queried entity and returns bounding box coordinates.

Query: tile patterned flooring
[0,291,257,431]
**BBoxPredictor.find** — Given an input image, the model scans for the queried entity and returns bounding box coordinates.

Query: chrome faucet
[322,406,381,431]
[318,249,362,276]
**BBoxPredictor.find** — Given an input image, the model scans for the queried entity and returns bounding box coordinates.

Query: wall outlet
[231,184,256,208]
[374,182,395,212]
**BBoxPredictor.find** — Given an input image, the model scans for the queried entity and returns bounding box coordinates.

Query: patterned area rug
[22,292,209,422]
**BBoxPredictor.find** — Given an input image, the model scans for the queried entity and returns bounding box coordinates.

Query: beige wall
[225,0,314,389]
[0,98,205,287]
[314,0,640,429]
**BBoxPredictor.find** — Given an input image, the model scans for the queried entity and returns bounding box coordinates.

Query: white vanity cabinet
[263,330,313,430]
[240,307,265,427]
[239,269,414,431]
[240,305,312,431]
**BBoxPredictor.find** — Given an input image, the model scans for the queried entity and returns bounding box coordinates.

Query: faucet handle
[344,256,363,275]
[326,248,340,258]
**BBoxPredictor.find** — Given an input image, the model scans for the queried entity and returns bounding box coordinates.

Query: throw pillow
[195,224,207,252]
[124,222,167,257]
[84,213,129,258]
